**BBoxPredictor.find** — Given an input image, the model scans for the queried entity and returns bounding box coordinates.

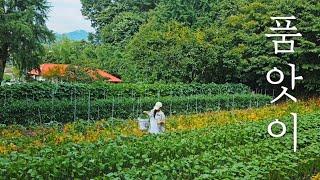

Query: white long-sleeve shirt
[148,110,165,134]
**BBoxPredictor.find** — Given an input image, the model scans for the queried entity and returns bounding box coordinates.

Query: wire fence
[1,87,273,124]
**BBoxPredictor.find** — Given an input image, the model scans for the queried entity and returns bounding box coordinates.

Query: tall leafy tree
[80,0,320,93]
[81,0,158,44]
[101,11,145,46]
[124,0,320,93]
[0,0,53,81]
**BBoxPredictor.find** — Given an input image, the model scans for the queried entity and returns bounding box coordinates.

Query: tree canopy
[79,0,320,93]
[0,0,53,81]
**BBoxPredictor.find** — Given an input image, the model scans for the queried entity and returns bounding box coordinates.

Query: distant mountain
[55,30,89,41]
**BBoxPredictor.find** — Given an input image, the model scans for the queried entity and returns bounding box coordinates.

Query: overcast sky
[46,0,94,33]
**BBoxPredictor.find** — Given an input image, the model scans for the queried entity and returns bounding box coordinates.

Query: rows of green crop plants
[0,112,319,179]
[0,94,271,124]
[0,82,251,101]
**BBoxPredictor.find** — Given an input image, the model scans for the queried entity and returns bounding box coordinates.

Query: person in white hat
[143,102,166,134]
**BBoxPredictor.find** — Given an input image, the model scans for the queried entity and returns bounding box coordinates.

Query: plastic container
[138,118,149,130]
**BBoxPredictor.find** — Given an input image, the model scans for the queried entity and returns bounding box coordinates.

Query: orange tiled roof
[29,64,122,83]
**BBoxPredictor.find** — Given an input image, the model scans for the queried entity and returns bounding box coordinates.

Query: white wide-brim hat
[153,102,163,110]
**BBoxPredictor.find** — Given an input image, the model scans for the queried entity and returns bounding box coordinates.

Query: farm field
[0,98,319,179]
[1,0,320,179]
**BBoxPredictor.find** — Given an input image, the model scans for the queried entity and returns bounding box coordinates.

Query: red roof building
[29,64,122,83]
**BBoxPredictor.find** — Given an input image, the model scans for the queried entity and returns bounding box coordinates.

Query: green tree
[43,39,123,77]
[124,19,216,83]
[81,0,158,44]
[0,0,54,81]
[101,12,145,46]
[43,38,87,64]
[80,0,320,93]
[43,38,101,68]
[124,0,320,93]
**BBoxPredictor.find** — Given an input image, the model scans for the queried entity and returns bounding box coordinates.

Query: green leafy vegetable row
[0,112,319,179]
[0,82,251,101]
[0,94,271,124]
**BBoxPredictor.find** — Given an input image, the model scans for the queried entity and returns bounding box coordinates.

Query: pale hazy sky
[46,0,94,33]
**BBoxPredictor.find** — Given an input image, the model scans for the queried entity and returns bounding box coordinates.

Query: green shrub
[0,82,251,101]
[0,94,271,124]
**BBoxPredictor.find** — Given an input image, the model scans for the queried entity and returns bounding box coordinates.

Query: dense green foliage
[75,0,320,93]
[42,39,126,77]
[0,0,53,81]
[2,1,318,179]
[0,111,318,179]
[0,82,251,101]
[0,94,271,124]
[80,0,158,44]
[43,39,100,68]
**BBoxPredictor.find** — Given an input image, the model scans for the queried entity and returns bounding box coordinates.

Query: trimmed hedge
[0,82,251,101]
[0,94,271,124]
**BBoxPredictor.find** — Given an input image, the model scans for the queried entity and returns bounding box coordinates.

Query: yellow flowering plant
[0,98,319,154]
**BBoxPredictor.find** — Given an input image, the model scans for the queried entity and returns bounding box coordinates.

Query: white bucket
[138,118,149,130]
